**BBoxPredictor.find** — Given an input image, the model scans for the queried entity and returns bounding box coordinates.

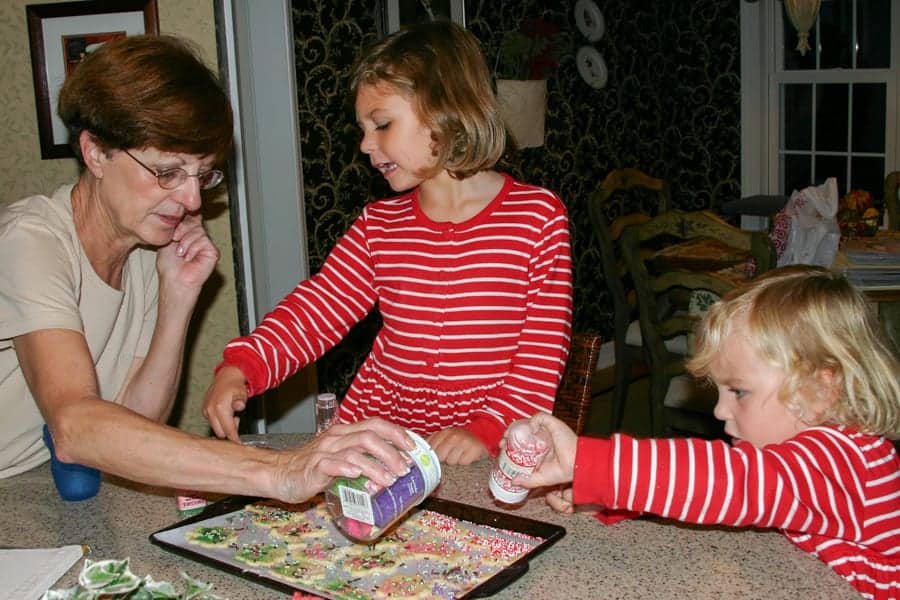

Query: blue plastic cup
[42,425,100,501]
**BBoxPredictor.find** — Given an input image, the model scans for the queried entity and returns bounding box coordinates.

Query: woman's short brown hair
[350,20,506,180]
[58,34,233,166]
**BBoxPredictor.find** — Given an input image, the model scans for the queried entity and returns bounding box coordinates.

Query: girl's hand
[545,487,575,514]
[510,413,577,488]
[202,365,248,442]
[427,427,488,465]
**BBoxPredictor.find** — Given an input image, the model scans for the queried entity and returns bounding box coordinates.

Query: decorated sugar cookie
[408,511,465,537]
[400,538,465,563]
[375,573,432,599]
[463,531,533,565]
[244,502,297,528]
[185,526,237,548]
[270,518,329,543]
[340,548,403,576]
[270,559,328,584]
[233,542,288,567]
[291,539,348,566]
[317,577,375,600]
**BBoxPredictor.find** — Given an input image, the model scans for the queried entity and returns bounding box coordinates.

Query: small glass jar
[325,431,441,542]
[489,419,550,504]
[315,393,337,435]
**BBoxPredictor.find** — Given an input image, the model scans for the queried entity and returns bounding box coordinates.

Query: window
[742,0,898,206]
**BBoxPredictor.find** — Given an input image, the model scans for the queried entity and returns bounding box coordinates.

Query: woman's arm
[115,214,216,420]
[16,328,412,501]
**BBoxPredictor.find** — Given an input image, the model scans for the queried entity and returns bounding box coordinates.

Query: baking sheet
[150,495,565,599]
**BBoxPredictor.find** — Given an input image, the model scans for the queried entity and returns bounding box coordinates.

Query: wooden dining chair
[619,209,776,437]
[587,168,670,432]
[552,332,603,435]
[885,171,900,231]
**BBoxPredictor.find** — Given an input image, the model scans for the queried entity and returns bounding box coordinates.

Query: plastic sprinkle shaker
[325,430,441,542]
[489,419,550,504]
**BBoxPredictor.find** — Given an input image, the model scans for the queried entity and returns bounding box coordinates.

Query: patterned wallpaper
[0,0,239,436]
[291,0,742,398]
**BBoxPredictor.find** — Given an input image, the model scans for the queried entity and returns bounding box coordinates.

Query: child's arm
[213,216,378,401]
[571,428,871,536]
[464,197,573,453]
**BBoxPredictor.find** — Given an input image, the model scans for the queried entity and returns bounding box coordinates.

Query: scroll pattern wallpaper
[290,0,741,397]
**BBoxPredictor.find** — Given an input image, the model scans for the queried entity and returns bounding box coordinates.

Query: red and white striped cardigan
[219,174,573,452]
[574,427,900,599]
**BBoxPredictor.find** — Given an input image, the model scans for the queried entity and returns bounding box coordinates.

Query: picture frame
[26,0,160,160]
[377,0,465,37]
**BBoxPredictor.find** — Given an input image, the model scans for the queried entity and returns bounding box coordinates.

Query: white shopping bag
[777,177,841,267]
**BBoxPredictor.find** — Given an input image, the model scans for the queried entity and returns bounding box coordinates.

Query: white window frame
[741,1,900,206]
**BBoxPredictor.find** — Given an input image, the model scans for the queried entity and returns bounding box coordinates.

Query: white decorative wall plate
[576,45,608,89]
[575,0,605,42]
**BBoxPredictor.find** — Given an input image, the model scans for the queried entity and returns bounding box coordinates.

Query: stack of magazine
[835,232,900,289]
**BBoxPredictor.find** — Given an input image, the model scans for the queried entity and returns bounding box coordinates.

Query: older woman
[0,35,410,502]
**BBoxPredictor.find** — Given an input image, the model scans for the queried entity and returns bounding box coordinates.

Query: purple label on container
[370,464,426,528]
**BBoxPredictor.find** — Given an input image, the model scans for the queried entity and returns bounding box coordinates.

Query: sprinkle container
[489,419,550,504]
[325,430,441,542]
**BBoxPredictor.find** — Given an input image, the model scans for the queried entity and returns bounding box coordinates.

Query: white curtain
[783,0,822,56]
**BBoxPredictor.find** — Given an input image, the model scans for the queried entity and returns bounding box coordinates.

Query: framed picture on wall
[377,0,466,37]
[26,0,159,160]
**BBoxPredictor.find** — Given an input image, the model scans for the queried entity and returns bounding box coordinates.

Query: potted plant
[494,18,568,148]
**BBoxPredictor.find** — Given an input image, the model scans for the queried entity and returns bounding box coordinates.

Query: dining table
[1,433,858,599]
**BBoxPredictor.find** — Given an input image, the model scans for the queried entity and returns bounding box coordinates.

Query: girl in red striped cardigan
[204,21,572,466]
[514,265,900,599]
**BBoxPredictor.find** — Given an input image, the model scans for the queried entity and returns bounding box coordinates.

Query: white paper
[0,545,85,600]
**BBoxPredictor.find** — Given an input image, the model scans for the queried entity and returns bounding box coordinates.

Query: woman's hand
[427,427,488,465]
[203,365,249,443]
[510,413,577,489]
[156,213,219,295]
[271,418,416,502]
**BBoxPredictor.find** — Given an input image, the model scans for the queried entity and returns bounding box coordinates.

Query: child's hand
[202,365,249,443]
[510,413,577,489]
[427,427,488,465]
[545,487,575,514]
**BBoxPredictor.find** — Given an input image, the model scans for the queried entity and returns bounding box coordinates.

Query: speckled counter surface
[1,434,857,599]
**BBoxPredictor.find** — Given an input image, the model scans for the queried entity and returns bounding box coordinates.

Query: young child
[204,21,573,466]
[514,265,900,599]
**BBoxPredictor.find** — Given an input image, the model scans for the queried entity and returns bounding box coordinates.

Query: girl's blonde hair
[687,265,900,438]
[349,20,506,180]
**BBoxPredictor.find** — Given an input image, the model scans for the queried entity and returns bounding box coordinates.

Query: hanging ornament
[574,0,605,42]
[576,45,607,89]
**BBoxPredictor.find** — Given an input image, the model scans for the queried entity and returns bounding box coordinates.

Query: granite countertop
[1,434,857,599]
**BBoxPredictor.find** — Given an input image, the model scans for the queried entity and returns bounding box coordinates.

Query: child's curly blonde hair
[687,265,900,438]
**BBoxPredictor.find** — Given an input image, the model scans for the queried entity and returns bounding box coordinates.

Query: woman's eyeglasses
[123,149,224,190]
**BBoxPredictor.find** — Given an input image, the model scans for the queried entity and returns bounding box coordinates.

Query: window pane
[783,12,816,70]
[857,0,891,68]
[816,155,848,190]
[783,84,813,150]
[783,154,812,194]
[850,156,885,202]
[819,0,853,69]
[852,83,886,153]
[816,83,848,152]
